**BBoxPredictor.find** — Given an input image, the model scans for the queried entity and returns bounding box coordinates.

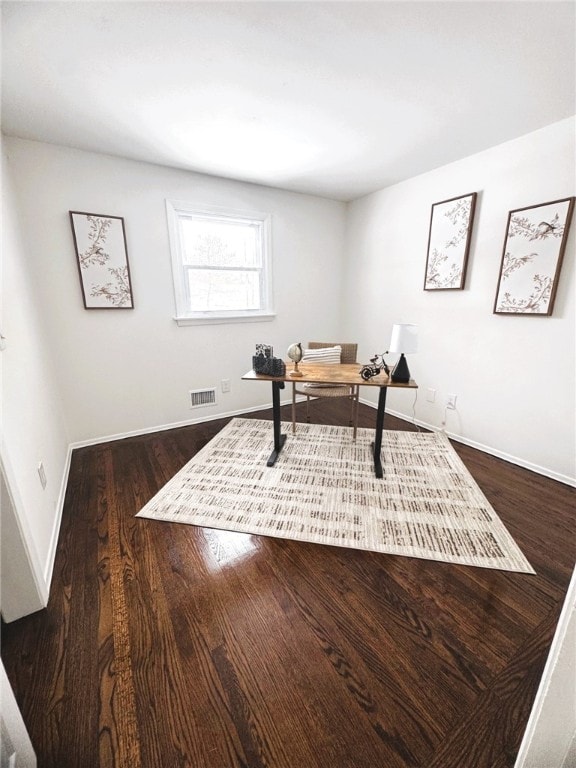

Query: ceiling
[2,1,575,201]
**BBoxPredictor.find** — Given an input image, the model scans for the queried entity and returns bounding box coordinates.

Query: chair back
[308,342,357,364]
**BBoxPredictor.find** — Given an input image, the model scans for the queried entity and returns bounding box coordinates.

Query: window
[166,200,274,325]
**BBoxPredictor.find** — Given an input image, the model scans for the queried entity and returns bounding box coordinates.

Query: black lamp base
[391,353,410,383]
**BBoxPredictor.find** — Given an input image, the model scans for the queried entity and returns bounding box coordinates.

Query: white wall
[2,138,70,588]
[344,117,576,483]
[1,453,47,620]
[4,137,347,444]
[0,660,37,767]
[514,565,576,768]
[2,119,574,601]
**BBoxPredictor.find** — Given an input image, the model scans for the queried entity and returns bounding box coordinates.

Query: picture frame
[493,197,575,316]
[69,211,134,309]
[255,344,273,358]
[424,192,477,290]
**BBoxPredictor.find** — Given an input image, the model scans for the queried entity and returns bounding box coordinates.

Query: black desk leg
[267,380,287,467]
[372,386,387,478]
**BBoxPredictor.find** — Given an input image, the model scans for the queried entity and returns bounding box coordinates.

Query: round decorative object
[287,342,304,377]
[360,366,375,381]
[287,342,303,363]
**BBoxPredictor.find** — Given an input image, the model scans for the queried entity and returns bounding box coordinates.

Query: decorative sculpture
[359,354,390,381]
[287,342,304,377]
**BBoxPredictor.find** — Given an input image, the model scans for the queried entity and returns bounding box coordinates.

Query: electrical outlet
[221,379,231,393]
[426,388,436,403]
[37,462,47,489]
[447,394,457,410]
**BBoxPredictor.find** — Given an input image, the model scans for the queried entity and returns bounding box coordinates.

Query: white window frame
[166,199,275,326]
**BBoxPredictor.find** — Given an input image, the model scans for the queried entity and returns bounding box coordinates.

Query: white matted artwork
[69,211,134,309]
[493,198,575,316]
[424,192,477,290]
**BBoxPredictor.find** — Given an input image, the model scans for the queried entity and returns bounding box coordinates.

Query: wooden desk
[242,363,417,478]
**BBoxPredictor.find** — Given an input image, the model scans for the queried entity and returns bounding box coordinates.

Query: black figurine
[359,354,390,381]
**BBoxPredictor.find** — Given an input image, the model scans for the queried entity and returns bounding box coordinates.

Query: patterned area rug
[137,418,534,573]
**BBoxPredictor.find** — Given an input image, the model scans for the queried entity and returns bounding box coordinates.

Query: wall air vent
[189,388,217,409]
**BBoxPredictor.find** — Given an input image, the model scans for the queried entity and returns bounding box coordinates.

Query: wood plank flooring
[2,400,575,768]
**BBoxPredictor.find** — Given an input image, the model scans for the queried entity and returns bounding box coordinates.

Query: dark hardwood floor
[2,400,575,768]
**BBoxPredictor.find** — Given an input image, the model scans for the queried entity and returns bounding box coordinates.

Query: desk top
[242,362,417,389]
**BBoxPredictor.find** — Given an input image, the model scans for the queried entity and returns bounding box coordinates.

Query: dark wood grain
[2,400,574,768]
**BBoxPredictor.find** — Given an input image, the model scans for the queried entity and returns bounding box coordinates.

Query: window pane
[187,268,261,311]
[181,218,261,268]
[167,199,272,322]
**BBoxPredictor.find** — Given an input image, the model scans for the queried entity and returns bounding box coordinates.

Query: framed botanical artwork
[424,192,477,290]
[69,211,134,309]
[493,197,575,316]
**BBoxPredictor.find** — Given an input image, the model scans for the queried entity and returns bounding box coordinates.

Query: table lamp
[388,324,418,383]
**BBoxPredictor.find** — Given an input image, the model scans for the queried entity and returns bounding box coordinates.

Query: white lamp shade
[389,323,418,354]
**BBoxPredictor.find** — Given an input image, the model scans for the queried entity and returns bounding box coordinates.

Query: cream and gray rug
[137,418,534,573]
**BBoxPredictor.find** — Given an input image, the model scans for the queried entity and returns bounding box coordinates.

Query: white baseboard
[45,396,572,600]
[48,397,303,595]
[68,397,303,450]
[68,398,576,488]
[514,566,576,768]
[44,444,74,588]
[377,403,576,488]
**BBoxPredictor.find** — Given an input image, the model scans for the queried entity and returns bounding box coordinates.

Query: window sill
[174,312,277,327]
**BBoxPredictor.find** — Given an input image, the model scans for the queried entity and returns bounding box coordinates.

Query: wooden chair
[291,342,360,438]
